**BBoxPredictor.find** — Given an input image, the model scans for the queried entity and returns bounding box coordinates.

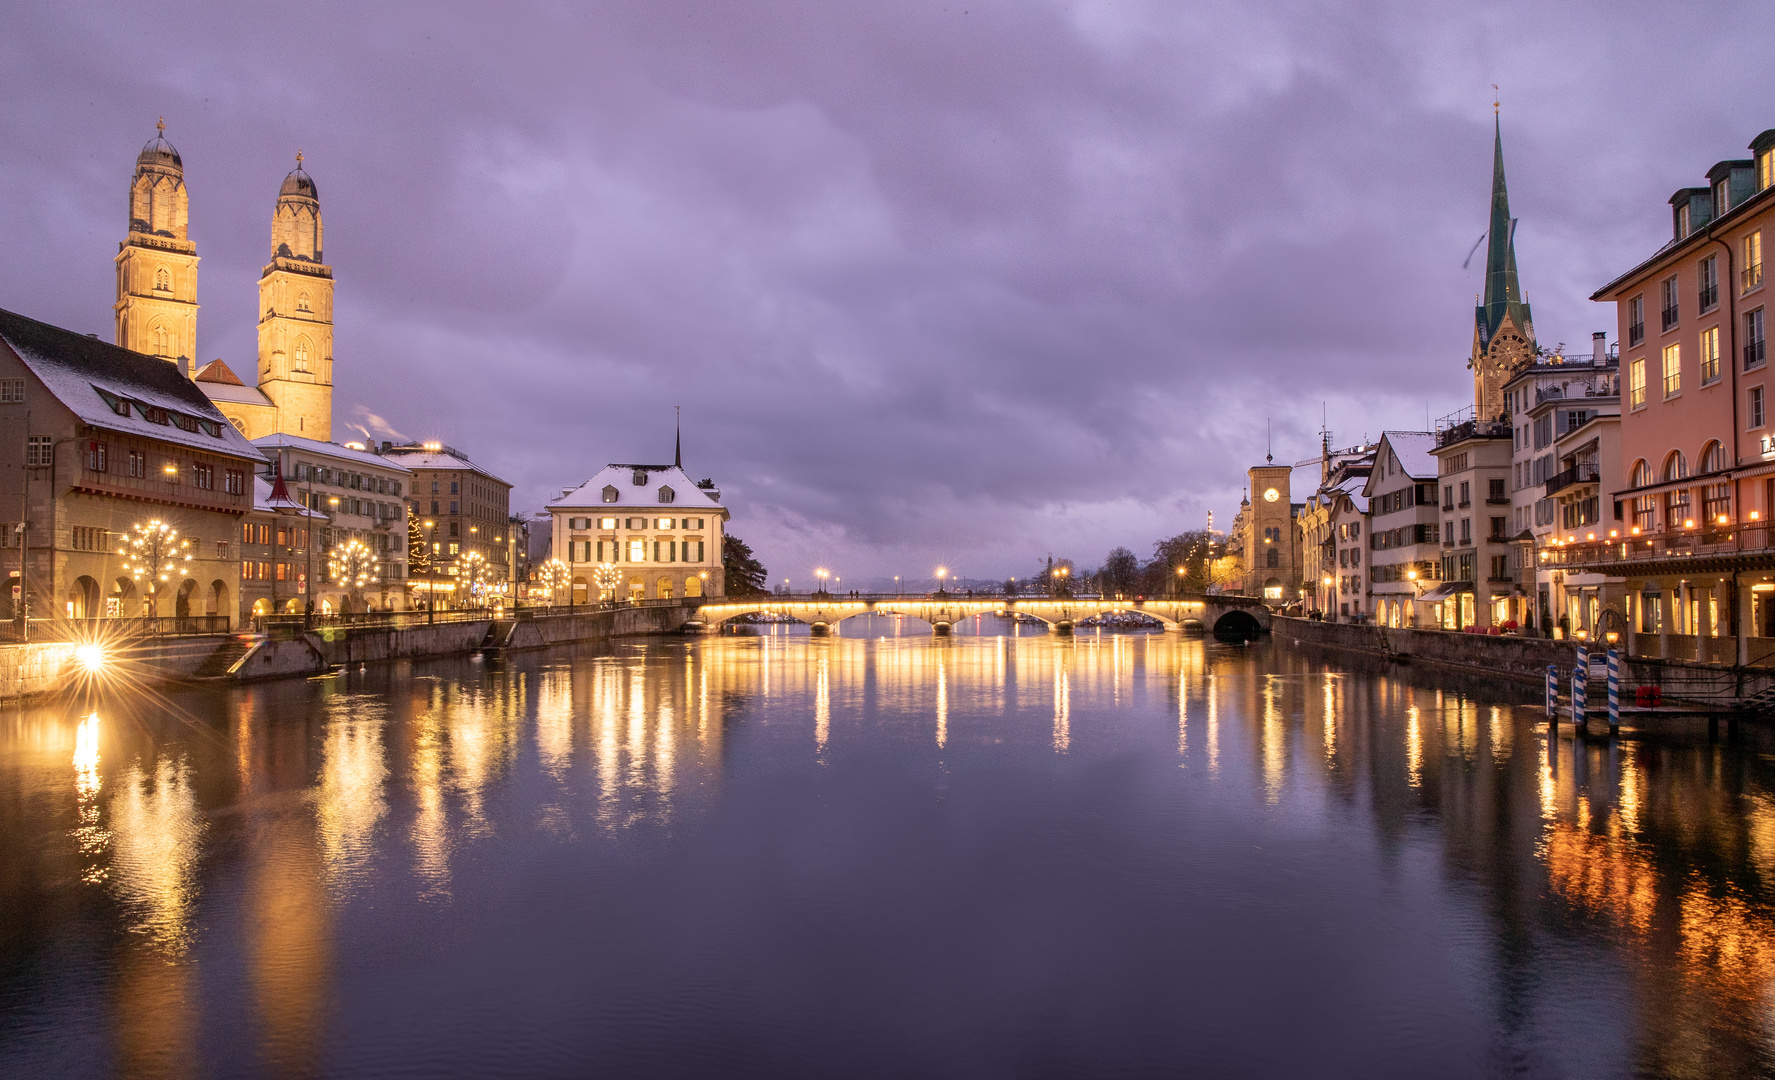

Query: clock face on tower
[1263,488,1280,503]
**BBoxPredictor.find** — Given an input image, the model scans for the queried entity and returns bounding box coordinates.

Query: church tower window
[293,338,310,373]
[297,291,310,312]
[151,322,170,357]
[154,267,170,292]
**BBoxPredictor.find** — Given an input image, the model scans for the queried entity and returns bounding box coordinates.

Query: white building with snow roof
[546,447,728,603]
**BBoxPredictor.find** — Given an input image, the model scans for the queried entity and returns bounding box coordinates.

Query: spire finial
[674,405,682,468]
[296,149,303,167]
[1492,85,1499,115]
[156,117,165,136]
[1266,418,1273,464]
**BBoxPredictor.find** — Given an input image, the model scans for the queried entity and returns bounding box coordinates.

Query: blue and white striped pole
[1546,664,1558,723]
[1607,647,1620,736]
[1572,645,1589,731]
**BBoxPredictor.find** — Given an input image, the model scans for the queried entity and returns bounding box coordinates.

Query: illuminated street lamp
[815,568,829,596]
[936,566,947,596]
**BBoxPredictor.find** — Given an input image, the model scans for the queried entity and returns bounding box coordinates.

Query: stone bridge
[688,593,1271,637]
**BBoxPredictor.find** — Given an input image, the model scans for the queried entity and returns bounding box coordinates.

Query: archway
[175,578,198,620]
[627,576,645,602]
[685,576,703,598]
[1213,609,1265,641]
[1261,577,1283,601]
[656,576,674,600]
[208,579,228,618]
[111,576,137,618]
[68,576,99,620]
[319,598,334,615]
[283,597,303,614]
[252,598,272,617]
[572,576,588,605]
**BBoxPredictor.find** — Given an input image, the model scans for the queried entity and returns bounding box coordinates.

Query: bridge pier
[932,621,953,636]
[1054,620,1074,635]
[809,622,831,636]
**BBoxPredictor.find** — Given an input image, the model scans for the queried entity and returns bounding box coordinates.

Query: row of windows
[1628,234,1762,347]
[295,462,403,496]
[80,440,246,493]
[601,483,680,504]
[1371,561,1441,585]
[564,539,708,564]
[1372,484,1438,515]
[1370,523,1439,550]
[566,516,709,531]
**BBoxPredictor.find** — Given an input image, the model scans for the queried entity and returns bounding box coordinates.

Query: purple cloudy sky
[3,2,1773,584]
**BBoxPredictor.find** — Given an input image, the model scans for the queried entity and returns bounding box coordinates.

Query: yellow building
[114,122,198,370]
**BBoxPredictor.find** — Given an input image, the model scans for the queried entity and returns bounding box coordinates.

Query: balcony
[1745,263,1764,292]
[1747,339,1767,370]
[1662,305,1679,332]
[1539,522,1775,575]
[1629,321,1645,346]
[1485,495,1511,505]
[1700,282,1718,311]
[1544,464,1600,497]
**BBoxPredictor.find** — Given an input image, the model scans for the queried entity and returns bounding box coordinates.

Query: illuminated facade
[548,457,728,602]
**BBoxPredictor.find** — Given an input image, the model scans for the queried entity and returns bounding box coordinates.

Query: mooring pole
[1572,645,1589,737]
[1545,664,1558,726]
[1606,647,1620,737]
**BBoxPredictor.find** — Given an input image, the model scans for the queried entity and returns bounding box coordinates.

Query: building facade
[1427,413,1513,629]
[548,458,728,602]
[1240,462,1303,602]
[1362,431,1441,628]
[0,308,263,626]
[386,442,512,608]
[1550,124,1775,660]
[254,435,412,614]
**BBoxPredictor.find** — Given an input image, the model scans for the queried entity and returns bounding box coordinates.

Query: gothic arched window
[293,338,310,373]
[154,268,170,292]
[296,292,311,312]
[151,322,170,357]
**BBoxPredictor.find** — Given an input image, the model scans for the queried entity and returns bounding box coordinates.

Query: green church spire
[1477,116,1533,352]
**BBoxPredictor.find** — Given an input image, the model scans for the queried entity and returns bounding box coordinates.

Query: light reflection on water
[1,633,1774,1077]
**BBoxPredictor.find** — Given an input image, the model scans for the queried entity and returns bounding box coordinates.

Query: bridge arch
[1212,609,1264,641]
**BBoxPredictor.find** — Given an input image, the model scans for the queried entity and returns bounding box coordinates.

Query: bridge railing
[703,592,1252,606]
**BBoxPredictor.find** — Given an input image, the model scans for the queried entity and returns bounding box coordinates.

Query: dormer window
[1676,202,1691,239]
[658,486,675,503]
[601,485,618,503]
[632,469,648,486]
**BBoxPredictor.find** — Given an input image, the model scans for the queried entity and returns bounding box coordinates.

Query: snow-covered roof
[548,463,725,512]
[0,307,265,463]
[199,380,274,408]
[1335,474,1370,514]
[379,443,508,485]
[254,432,412,473]
[1381,431,1438,481]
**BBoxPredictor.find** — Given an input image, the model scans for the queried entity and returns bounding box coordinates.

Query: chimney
[379,440,392,454]
[1593,331,1608,364]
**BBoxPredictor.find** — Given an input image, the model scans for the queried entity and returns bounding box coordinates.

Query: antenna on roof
[674,405,682,468]
[1266,418,1272,464]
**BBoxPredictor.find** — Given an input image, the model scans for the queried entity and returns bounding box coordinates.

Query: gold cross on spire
[296,149,304,166]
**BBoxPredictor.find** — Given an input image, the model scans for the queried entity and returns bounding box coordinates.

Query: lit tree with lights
[407,515,431,577]
[595,561,621,605]
[328,537,379,611]
[119,519,191,619]
[455,550,491,609]
[533,558,568,605]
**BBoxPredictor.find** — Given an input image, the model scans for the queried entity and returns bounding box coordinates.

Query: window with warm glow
[1629,358,1646,409]
[1662,343,1682,397]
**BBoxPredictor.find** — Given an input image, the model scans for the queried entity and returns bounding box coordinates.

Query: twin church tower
[114,121,335,441]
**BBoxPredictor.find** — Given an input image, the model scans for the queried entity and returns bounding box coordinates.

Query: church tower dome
[257,152,336,440]
[114,119,198,368]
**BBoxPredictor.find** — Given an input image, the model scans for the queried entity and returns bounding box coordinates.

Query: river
[2,627,1773,1078]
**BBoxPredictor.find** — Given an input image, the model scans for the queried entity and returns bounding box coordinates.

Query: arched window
[151,322,170,357]
[296,291,311,312]
[1701,441,1732,523]
[1701,441,1728,474]
[293,337,310,373]
[658,486,675,504]
[601,485,618,503]
[1664,450,1692,529]
[1630,459,1656,532]
[154,267,170,292]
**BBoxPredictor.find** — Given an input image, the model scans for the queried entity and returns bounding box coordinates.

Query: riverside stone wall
[1273,616,1775,707]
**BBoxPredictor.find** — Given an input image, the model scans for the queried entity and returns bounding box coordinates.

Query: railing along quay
[0,615,233,643]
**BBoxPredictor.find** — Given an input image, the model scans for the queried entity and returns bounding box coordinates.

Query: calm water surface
[3,626,1775,1078]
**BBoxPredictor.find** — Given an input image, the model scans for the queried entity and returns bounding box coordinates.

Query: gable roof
[1362,431,1437,497]
[0,307,264,463]
[549,463,725,513]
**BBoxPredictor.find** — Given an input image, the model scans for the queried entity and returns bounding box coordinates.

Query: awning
[1418,581,1475,601]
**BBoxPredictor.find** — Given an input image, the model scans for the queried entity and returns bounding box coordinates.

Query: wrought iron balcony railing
[1544,464,1600,497]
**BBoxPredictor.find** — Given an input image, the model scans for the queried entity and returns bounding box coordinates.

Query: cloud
[3,0,1772,581]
